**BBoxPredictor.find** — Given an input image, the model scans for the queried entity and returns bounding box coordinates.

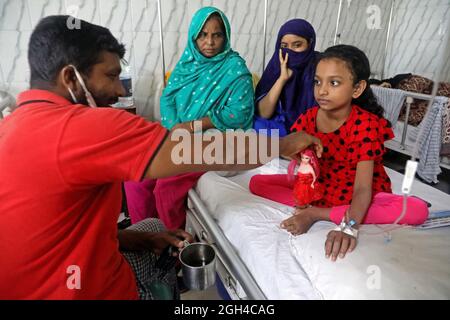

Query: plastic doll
[288,148,323,208]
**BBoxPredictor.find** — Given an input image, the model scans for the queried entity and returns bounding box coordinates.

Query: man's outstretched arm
[145,129,322,179]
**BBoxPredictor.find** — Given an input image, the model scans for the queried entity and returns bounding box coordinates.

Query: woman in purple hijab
[254,19,318,137]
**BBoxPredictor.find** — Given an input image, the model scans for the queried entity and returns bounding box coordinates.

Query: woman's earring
[67,87,78,103]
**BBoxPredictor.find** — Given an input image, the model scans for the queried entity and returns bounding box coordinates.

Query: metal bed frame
[186,189,267,300]
[383,90,450,170]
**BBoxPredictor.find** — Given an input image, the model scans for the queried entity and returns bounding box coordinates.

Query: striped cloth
[416,97,448,183]
[371,85,406,126]
[121,218,179,300]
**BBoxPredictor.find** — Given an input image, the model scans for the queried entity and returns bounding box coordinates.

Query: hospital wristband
[333,216,359,239]
[343,226,359,238]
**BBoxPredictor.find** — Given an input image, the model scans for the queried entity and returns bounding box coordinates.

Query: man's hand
[280,131,323,160]
[324,230,357,261]
[172,122,192,133]
[145,230,194,256]
[118,229,194,255]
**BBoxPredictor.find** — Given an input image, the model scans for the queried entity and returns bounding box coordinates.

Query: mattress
[194,159,450,299]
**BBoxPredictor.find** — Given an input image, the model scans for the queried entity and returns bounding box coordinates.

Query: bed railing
[399,91,436,150]
[187,189,267,300]
[384,89,450,170]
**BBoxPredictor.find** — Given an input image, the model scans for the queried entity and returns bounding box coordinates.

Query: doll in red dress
[288,149,323,208]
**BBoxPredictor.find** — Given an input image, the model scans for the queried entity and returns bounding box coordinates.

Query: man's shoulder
[70,106,143,124]
[65,107,165,141]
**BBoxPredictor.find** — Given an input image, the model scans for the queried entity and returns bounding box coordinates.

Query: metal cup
[179,242,216,291]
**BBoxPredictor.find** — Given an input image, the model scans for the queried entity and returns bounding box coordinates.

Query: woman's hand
[324,230,357,261]
[279,49,293,83]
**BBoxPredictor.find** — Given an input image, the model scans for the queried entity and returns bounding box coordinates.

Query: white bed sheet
[195,159,450,299]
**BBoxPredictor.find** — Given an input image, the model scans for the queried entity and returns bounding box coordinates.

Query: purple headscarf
[255,19,318,132]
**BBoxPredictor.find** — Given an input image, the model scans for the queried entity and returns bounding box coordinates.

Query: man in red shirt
[0,15,322,299]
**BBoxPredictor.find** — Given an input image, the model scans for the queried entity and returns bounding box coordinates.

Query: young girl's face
[314,58,361,112]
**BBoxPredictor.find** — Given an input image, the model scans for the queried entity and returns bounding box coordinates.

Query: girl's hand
[325,230,357,261]
[279,49,293,83]
[310,183,315,189]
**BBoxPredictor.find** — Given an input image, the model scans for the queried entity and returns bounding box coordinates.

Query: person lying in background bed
[250,45,429,262]
[124,6,255,230]
[0,15,322,300]
[253,19,318,137]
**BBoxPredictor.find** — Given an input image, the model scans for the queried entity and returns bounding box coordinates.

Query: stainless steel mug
[179,242,216,291]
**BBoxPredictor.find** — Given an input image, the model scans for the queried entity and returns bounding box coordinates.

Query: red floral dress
[290,105,395,208]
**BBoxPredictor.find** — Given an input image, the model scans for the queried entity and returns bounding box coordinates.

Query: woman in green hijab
[160,6,254,132]
[125,7,255,233]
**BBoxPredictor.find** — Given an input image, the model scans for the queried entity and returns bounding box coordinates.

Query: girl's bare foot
[293,206,330,219]
[281,206,331,235]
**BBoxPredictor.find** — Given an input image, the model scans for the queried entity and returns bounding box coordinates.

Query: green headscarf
[160,7,254,131]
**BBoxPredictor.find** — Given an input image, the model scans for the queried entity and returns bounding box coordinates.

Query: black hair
[204,12,226,35]
[28,15,125,88]
[316,44,385,119]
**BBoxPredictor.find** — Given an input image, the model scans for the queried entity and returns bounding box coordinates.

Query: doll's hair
[301,149,320,176]
[287,148,320,182]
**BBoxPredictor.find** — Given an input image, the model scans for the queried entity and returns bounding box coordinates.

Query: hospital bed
[372,86,450,171]
[389,119,450,170]
[186,159,450,300]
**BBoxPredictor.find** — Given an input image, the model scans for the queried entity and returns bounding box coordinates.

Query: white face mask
[67,65,98,108]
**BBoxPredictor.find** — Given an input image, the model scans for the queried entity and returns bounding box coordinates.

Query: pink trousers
[124,172,204,229]
[249,174,429,225]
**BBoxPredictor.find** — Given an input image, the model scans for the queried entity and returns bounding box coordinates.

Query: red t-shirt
[290,105,394,207]
[0,90,168,299]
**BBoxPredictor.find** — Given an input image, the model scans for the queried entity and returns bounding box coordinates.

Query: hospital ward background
[0,0,450,301]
